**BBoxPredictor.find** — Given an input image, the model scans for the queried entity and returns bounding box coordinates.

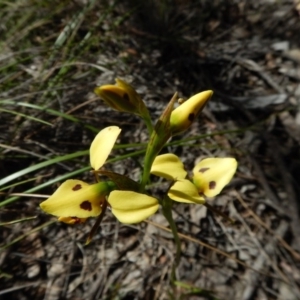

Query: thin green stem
[140,162,151,192]
[138,113,154,191]
[140,92,177,192]
[161,196,181,284]
[142,114,154,136]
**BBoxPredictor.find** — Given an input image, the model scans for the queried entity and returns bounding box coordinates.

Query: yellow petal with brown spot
[40,180,109,218]
[192,158,237,197]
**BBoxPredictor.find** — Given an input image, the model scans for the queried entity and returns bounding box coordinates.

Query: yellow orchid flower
[40,126,159,224]
[40,126,121,222]
[90,126,159,223]
[151,154,237,204]
[40,180,159,224]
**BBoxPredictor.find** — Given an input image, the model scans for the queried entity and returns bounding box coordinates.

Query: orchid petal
[108,191,159,223]
[192,158,237,197]
[40,180,109,218]
[90,126,121,170]
[168,179,205,204]
[151,153,187,180]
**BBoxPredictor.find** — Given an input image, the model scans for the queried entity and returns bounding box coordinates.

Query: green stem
[142,114,154,136]
[161,196,181,284]
[140,161,151,192]
[140,93,177,192]
[139,113,154,192]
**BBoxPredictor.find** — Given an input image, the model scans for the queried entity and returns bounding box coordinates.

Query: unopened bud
[94,78,143,115]
[170,90,213,135]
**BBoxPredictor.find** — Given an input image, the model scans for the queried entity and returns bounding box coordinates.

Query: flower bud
[94,78,145,115]
[170,90,213,135]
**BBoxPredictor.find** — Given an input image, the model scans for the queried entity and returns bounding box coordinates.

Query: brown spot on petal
[72,184,82,191]
[80,200,92,211]
[123,93,130,102]
[188,113,195,122]
[209,181,216,189]
[199,167,209,173]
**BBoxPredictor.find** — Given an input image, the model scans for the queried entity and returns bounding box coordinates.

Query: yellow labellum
[151,153,187,180]
[108,191,159,223]
[90,126,121,170]
[168,179,205,204]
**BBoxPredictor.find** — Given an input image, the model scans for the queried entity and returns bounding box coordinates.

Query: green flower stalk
[140,92,178,190]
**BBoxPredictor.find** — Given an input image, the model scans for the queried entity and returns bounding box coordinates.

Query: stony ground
[1,0,300,299]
